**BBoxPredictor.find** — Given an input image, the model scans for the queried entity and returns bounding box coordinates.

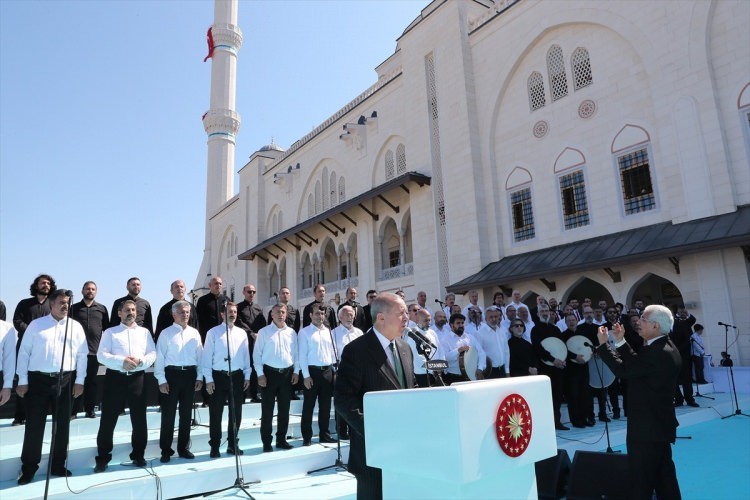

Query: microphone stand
[587,342,615,454]
[720,324,748,419]
[308,325,347,475]
[44,292,74,500]
[206,298,257,498]
[690,337,713,401]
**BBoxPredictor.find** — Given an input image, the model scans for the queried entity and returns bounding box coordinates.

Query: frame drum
[541,337,567,366]
[458,347,492,380]
[566,335,593,362]
[588,356,616,388]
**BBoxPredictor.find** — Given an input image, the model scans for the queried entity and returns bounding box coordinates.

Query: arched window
[315,180,322,214]
[322,167,329,211]
[308,194,314,218]
[385,150,395,180]
[278,211,283,232]
[330,171,337,206]
[558,170,590,229]
[272,214,278,235]
[338,177,346,203]
[396,143,406,175]
[571,47,593,90]
[528,71,546,111]
[510,187,535,241]
[617,147,656,215]
[547,45,568,102]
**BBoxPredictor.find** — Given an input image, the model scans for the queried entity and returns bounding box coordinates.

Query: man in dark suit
[595,304,682,500]
[334,293,415,500]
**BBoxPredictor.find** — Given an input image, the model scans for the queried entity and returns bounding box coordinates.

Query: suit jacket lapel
[364,330,401,389]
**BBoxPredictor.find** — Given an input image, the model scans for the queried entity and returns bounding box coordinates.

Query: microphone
[434,299,445,306]
[583,342,596,351]
[718,321,736,328]
[406,328,437,352]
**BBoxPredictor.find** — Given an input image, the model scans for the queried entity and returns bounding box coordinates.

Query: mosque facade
[196,0,750,364]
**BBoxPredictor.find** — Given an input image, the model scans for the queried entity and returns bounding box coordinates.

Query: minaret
[196,0,242,287]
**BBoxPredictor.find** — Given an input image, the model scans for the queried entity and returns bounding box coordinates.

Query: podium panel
[364,376,557,499]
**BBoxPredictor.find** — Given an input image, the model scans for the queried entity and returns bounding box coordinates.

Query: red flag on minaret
[203,27,214,62]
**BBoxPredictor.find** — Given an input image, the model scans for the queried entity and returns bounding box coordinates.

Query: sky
[0,0,425,318]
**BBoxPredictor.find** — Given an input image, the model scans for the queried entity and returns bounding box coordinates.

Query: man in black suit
[334,293,415,500]
[595,305,682,500]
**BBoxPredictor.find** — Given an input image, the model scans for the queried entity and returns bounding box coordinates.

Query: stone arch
[320,238,338,285]
[505,167,533,190]
[628,273,685,311]
[371,135,408,186]
[553,147,586,173]
[562,277,614,309]
[611,124,650,154]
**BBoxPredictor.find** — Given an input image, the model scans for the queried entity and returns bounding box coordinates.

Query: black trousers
[96,370,147,462]
[260,365,293,446]
[488,366,507,379]
[595,381,620,416]
[355,465,383,500]
[208,369,245,449]
[159,367,197,454]
[692,355,706,382]
[301,365,333,441]
[564,367,591,426]
[73,354,100,415]
[540,365,565,425]
[21,372,73,474]
[627,439,681,500]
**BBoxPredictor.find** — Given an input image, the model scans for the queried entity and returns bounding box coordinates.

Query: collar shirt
[154,323,203,385]
[253,322,297,376]
[110,296,153,334]
[155,299,199,338]
[0,320,18,388]
[442,330,487,375]
[690,333,705,356]
[13,296,50,335]
[433,323,453,345]
[404,327,442,375]
[17,314,88,385]
[592,317,606,326]
[202,324,250,383]
[555,318,568,333]
[97,323,156,373]
[331,324,364,362]
[372,328,397,370]
[298,323,335,378]
[464,321,483,338]
[70,300,110,355]
[476,323,509,371]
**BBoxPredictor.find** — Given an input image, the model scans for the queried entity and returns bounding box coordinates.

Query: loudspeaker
[535,449,571,499]
[567,450,629,500]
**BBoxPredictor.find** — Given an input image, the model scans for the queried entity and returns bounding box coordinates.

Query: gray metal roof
[447,205,750,293]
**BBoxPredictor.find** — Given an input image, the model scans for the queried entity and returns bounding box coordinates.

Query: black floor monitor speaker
[567,450,629,500]
[535,449,571,499]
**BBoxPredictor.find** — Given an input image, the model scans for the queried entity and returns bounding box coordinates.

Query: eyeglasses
[511,324,524,328]
[245,290,256,294]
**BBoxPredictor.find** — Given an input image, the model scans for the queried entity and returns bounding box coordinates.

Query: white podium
[364,376,557,499]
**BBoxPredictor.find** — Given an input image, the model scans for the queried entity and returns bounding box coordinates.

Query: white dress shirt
[476,323,509,371]
[253,322,298,377]
[97,323,156,373]
[433,323,453,345]
[0,320,17,388]
[461,304,485,318]
[298,324,335,378]
[464,321,484,338]
[442,330,487,375]
[404,327,443,375]
[17,314,88,386]
[331,324,363,361]
[154,323,203,385]
[202,324,250,383]
[690,333,705,357]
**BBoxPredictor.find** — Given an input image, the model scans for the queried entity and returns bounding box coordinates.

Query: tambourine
[541,337,567,366]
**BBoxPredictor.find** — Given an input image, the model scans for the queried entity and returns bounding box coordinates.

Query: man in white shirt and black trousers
[94,299,157,472]
[15,289,87,485]
[299,305,338,446]
[255,303,299,452]
[154,300,203,462]
[202,302,250,458]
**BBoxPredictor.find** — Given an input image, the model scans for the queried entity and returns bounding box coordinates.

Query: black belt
[309,365,332,370]
[30,371,73,378]
[107,368,143,377]
[213,369,242,375]
[264,364,293,373]
[165,365,197,371]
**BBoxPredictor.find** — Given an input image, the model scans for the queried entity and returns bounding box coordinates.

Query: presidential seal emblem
[496,393,532,457]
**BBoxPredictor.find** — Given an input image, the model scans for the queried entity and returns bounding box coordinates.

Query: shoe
[201,402,208,408]
[250,397,262,403]
[319,434,337,444]
[263,444,273,453]
[276,441,294,450]
[132,457,147,467]
[17,471,34,485]
[70,414,77,421]
[584,418,596,427]
[86,410,96,419]
[12,418,25,426]
[178,450,195,459]
[210,448,220,458]
[686,401,700,408]
[612,410,621,420]
[599,414,611,423]
[572,422,586,429]
[226,447,244,456]
[93,462,107,473]
[674,401,684,407]
[302,440,312,447]
[160,455,170,463]
[339,432,350,440]
[555,423,569,431]
[291,394,300,401]
[697,380,709,384]
[51,468,73,477]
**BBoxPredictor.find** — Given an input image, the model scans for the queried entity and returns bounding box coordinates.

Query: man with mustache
[94,300,156,472]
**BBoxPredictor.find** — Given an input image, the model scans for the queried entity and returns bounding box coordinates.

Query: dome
[259,139,284,152]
